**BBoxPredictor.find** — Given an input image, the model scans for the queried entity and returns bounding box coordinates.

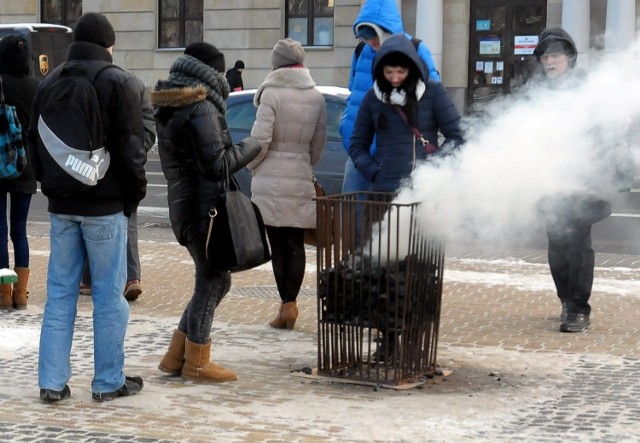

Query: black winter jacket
[0,36,40,194]
[349,35,463,193]
[150,83,260,247]
[0,73,39,195]
[28,42,147,216]
[225,68,243,92]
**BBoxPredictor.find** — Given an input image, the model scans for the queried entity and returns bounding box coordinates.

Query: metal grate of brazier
[315,192,445,386]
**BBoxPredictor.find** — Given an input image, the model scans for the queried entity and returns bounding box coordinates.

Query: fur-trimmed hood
[254,67,316,106]
[149,84,207,108]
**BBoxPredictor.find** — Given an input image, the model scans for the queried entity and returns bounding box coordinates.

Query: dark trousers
[266,226,305,303]
[0,192,32,268]
[546,223,594,316]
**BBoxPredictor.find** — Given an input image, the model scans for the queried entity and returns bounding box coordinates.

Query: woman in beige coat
[248,38,327,329]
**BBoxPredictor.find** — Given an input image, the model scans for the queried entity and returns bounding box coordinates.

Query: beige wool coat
[248,67,327,228]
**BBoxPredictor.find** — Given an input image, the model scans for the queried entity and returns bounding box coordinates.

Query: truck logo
[39,54,49,76]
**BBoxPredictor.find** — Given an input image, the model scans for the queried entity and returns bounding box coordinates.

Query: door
[468,0,547,112]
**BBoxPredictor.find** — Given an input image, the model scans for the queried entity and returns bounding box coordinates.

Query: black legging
[266,226,305,303]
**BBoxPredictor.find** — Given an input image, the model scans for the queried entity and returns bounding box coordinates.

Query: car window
[226,98,256,131]
[227,93,345,140]
[325,98,344,140]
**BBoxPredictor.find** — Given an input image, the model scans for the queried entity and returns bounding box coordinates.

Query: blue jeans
[341,157,371,194]
[82,210,140,285]
[39,212,129,394]
[0,192,32,268]
[342,158,370,246]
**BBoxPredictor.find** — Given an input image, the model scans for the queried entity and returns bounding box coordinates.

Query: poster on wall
[514,35,539,55]
[476,20,490,31]
[479,38,501,55]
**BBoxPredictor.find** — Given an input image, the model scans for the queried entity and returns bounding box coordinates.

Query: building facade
[1,0,638,114]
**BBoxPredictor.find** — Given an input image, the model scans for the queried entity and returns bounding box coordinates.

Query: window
[41,0,82,28]
[286,0,334,46]
[158,0,203,48]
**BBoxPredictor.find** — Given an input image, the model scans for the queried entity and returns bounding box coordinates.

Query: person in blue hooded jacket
[348,33,462,194]
[340,0,440,195]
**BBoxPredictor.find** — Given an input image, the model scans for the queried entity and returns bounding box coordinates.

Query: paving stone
[0,222,639,441]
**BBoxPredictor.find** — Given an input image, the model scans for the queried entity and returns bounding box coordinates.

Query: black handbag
[205,159,271,272]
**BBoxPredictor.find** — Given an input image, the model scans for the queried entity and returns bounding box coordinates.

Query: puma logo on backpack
[35,60,120,197]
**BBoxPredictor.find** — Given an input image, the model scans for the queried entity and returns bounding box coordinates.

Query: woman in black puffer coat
[0,35,40,311]
[150,43,260,383]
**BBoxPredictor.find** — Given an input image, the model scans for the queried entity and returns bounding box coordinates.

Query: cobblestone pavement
[0,222,639,442]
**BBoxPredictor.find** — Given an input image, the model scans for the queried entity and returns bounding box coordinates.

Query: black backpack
[35,61,119,197]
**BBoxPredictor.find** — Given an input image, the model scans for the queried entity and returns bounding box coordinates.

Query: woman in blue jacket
[349,33,463,194]
[340,0,440,195]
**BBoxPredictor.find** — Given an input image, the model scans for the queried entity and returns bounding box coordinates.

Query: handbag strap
[206,156,232,261]
[395,105,436,154]
[205,206,217,261]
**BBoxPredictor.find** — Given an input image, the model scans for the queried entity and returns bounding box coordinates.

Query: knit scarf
[168,54,230,115]
[373,79,426,105]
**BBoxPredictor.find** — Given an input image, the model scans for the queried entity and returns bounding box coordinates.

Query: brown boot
[0,283,12,311]
[158,329,187,376]
[181,338,237,383]
[12,267,29,310]
[269,301,299,330]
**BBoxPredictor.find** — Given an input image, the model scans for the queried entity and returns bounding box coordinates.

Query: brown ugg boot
[0,283,12,311]
[12,267,29,310]
[181,338,237,383]
[158,329,187,376]
[269,301,299,330]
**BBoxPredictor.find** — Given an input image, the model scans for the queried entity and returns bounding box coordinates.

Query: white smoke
[390,40,640,248]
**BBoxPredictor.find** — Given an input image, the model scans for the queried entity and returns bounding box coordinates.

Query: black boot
[560,313,590,332]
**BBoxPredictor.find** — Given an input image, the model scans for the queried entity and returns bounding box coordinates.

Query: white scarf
[373,79,426,105]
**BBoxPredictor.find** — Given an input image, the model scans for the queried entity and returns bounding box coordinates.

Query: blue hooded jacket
[339,0,440,154]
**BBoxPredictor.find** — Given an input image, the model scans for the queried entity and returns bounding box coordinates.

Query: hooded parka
[349,34,463,193]
[151,81,260,247]
[339,0,440,155]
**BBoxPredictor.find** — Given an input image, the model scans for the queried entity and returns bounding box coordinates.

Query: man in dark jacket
[80,73,156,302]
[533,28,632,333]
[28,12,147,402]
[225,59,245,91]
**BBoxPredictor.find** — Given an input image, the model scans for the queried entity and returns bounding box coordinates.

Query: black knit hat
[0,35,29,75]
[185,42,225,73]
[74,12,116,48]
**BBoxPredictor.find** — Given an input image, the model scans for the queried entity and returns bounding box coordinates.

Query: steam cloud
[394,39,640,248]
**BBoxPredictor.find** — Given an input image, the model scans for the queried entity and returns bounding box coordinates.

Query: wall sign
[479,38,501,55]
[514,35,539,55]
[476,20,491,31]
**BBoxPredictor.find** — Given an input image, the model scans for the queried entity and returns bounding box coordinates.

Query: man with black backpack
[28,12,147,403]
